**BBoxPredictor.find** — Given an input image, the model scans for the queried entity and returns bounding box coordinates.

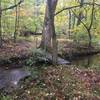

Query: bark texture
[40,0,58,64]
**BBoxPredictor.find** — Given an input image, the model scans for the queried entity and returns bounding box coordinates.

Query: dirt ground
[0,37,40,60]
[5,66,100,100]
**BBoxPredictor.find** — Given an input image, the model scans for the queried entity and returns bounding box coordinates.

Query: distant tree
[77,0,84,25]
[14,0,19,42]
[0,1,2,47]
[72,0,95,47]
[68,10,72,37]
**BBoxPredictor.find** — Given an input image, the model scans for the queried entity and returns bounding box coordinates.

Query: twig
[55,2,100,16]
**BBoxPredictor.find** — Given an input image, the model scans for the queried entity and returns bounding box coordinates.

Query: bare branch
[55,5,81,16]
[71,10,89,31]
[55,2,100,16]
[1,0,24,11]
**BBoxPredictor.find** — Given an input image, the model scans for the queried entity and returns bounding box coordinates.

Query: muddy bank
[0,47,99,68]
[0,54,32,69]
[61,43,100,60]
[0,39,99,68]
[0,39,34,68]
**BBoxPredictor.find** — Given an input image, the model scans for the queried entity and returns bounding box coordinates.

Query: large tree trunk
[40,0,58,50]
[40,0,58,64]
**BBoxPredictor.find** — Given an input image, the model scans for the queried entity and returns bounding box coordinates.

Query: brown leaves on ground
[0,39,34,60]
[72,68,100,90]
[15,66,100,100]
[1,39,100,100]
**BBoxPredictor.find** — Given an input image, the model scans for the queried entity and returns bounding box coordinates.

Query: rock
[46,52,70,65]
[0,68,31,92]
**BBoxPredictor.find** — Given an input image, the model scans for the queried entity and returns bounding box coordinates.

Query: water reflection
[72,54,100,68]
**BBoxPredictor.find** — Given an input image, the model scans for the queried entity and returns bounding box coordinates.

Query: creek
[0,53,99,92]
[71,54,100,69]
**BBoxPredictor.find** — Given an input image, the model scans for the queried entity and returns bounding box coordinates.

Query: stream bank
[0,39,100,92]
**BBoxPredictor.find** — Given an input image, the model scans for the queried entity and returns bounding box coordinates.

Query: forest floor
[0,38,34,61]
[1,65,100,100]
[0,36,100,100]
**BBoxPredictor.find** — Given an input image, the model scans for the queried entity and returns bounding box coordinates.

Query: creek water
[71,54,100,69]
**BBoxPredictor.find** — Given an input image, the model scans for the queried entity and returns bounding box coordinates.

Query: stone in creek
[0,68,31,92]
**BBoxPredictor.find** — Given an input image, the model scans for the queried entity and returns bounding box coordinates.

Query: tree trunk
[14,0,18,43]
[40,0,58,64]
[87,0,95,47]
[77,0,84,25]
[0,3,2,48]
[68,10,71,38]
[40,0,57,49]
